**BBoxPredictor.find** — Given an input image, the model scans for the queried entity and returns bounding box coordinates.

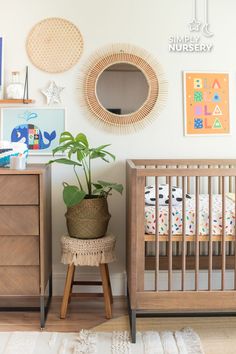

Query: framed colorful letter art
[183,72,230,135]
[1,108,65,155]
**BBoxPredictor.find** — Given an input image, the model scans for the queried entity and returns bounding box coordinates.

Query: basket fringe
[61,250,116,266]
[61,234,116,266]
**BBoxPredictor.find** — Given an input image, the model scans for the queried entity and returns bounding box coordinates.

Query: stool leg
[99,263,112,319]
[68,267,75,304]
[60,264,75,319]
[105,263,113,304]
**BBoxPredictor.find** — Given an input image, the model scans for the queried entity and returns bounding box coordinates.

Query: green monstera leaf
[63,185,86,207]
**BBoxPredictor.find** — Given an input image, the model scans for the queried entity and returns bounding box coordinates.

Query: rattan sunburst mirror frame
[81,44,167,132]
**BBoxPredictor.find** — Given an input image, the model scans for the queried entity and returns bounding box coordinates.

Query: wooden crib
[126,159,236,343]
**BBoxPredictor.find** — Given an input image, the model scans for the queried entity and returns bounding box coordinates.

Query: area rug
[0,328,204,354]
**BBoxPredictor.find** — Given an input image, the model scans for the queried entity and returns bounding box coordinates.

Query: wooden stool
[60,234,116,320]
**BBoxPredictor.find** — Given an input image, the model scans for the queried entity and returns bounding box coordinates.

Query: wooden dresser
[0,164,52,327]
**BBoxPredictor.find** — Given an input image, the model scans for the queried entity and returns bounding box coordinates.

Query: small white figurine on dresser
[10,155,26,170]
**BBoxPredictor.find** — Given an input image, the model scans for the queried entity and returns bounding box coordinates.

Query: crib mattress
[145,194,235,235]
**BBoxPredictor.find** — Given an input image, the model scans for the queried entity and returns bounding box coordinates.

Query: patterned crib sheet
[145,194,235,235]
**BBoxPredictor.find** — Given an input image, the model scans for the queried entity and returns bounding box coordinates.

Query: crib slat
[155,176,159,291]
[177,165,180,187]
[144,165,147,186]
[229,165,233,193]
[177,177,180,187]
[218,165,222,194]
[144,165,148,270]
[136,176,145,292]
[195,176,199,291]
[176,165,181,260]
[208,176,213,291]
[168,177,172,291]
[229,240,233,256]
[187,166,191,256]
[222,177,226,291]
[235,177,236,290]
[182,176,186,291]
[187,165,190,194]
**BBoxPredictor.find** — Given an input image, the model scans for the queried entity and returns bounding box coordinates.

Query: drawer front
[0,236,39,265]
[0,266,39,295]
[0,175,38,205]
[0,206,39,235]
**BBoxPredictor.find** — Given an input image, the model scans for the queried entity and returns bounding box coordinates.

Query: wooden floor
[0,296,127,332]
[1,296,236,353]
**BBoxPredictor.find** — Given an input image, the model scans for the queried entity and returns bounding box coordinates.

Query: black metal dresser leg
[40,296,45,329]
[130,309,136,343]
[127,287,137,343]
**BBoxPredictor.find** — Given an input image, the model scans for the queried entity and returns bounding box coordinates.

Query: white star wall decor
[189,18,201,32]
[41,81,64,104]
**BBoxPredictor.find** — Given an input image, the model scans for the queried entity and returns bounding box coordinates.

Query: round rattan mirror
[81,44,167,132]
[96,63,149,115]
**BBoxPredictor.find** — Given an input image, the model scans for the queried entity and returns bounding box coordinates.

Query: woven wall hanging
[26,17,83,73]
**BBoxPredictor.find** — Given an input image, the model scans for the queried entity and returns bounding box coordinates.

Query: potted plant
[48,131,123,239]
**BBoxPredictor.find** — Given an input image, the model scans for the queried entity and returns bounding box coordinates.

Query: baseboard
[53,269,235,296]
[144,269,235,291]
[52,270,127,296]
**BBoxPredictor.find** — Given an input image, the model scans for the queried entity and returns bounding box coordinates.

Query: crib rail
[145,234,236,242]
[126,159,236,297]
[132,158,236,166]
[137,168,236,178]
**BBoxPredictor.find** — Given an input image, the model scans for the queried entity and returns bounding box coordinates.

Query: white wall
[1,0,236,295]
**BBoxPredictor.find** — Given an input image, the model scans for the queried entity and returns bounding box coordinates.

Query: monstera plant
[48,131,123,239]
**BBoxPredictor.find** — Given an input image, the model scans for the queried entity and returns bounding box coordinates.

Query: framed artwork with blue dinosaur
[0,107,65,155]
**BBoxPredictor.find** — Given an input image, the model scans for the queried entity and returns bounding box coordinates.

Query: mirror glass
[96,63,149,115]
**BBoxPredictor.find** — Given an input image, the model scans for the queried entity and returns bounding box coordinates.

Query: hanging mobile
[202,0,214,37]
[189,0,201,32]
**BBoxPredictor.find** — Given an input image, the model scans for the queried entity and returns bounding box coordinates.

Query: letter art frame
[0,107,65,155]
[183,71,230,136]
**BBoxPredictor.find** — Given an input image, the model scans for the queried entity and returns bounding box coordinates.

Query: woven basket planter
[65,197,111,239]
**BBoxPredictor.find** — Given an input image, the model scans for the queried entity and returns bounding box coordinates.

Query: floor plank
[0,296,127,332]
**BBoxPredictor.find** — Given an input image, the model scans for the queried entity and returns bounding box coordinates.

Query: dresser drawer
[0,266,39,295]
[0,206,39,235]
[0,236,39,265]
[0,175,38,205]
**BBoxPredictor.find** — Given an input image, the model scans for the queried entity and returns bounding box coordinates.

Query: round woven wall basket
[26,17,84,73]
